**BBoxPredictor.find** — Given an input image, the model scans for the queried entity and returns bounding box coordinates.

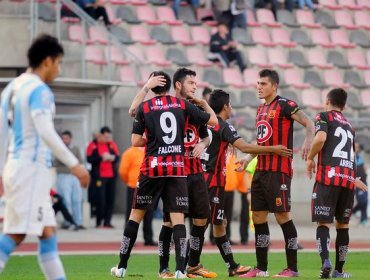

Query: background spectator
[353,143,368,227]
[173,0,199,19]
[50,189,79,231]
[212,0,247,30]
[76,0,111,26]
[202,87,212,103]
[254,0,278,20]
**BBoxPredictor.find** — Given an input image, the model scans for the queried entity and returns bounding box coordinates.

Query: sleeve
[199,124,209,139]
[185,101,211,126]
[29,85,53,117]
[0,107,8,176]
[314,112,328,135]
[221,123,241,144]
[32,113,78,168]
[86,141,102,164]
[132,105,145,135]
[281,99,300,119]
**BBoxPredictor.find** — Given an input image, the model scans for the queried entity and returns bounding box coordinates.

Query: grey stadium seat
[39,4,56,22]
[166,48,191,66]
[150,26,176,44]
[229,92,243,109]
[281,90,306,109]
[110,26,134,44]
[355,133,370,153]
[179,5,201,25]
[344,71,368,89]
[203,69,227,87]
[304,70,328,89]
[232,28,256,46]
[327,51,351,69]
[277,10,300,28]
[290,30,315,47]
[288,50,311,68]
[237,112,256,131]
[346,91,366,109]
[117,6,141,24]
[349,30,370,48]
[240,90,261,108]
[314,10,339,29]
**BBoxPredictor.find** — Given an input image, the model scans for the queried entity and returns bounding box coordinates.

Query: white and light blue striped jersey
[0,73,55,167]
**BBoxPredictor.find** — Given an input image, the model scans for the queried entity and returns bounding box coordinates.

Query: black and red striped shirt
[315,111,356,189]
[184,123,208,175]
[204,117,241,188]
[132,95,210,178]
[255,95,299,177]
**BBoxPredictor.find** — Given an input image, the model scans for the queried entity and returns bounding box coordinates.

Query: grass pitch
[2,252,369,279]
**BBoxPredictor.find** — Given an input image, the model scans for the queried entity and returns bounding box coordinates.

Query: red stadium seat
[157,6,183,25]
[271,28,297,47]
[357,0,370,9]
[337,0,361,10]
[68,25,91,44]
[334,10,359,30]
[89,26,108,45]
[223,68,248,88]
[366,50,370,64]
[354,11,370,30]
[85,46,107,65]
[360,90,370,106]
[246,9,261,27]
[186,47,212,67]
[311,29,335,48]
[256,8,282,27]
[330,29,356,48]
[324,70,350,88]
[251,28,276,47]
[130,25,156,45]
[127,45,146,63]
[364,70,370,86]
[119,65,137,84]
[145,46,172,67]
[295,10,320,28]
[247,48,273,68]
[284,69,310,89]
[307,49,333,69]
[301,89,324,109]
[319,0,341,10]
[243,68,259,88]
[191,26,210,45]
[171,26,195,45]
[105,6,122,25]
[137,5,161,25]
[105,46,130,65]
[197,8,217,26]
[267,49,294,69]
[347,49,370,70]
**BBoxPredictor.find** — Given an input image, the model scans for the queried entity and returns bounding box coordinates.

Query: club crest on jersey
[268,110,276,119]
[184,124,199,147]
[256,120,273,143]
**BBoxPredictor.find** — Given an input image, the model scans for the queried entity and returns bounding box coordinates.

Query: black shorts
[251,171,292,213]
[134,174,188,213]
[208,186,225,225]
[311,182,355,224]
[163,173,211,222]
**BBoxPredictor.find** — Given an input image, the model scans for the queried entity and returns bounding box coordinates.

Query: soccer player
[204,89,293,277]
[236,69,314,278]
[306,88,368,279]
[0,34,90,279]
[110,71,218,278]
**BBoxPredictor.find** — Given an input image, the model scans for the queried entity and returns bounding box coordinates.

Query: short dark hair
[259,69,279,85]
[202,87,212,97]
[172,68,196,89]
[327,88,347,110]
[62,130,72,137]
[209,89,230,114]
[100,126,112,134]
[150,71,171,94]
[27,34,64,69]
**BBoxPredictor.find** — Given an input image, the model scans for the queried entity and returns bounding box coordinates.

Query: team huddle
[0,35,368,279]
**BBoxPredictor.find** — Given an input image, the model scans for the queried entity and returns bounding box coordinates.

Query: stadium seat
[267,49,294,69]
[157,6,183,25]
[271,28,297,48]
[357,0,370,9]
[240,90,262,108]
[89,26,108,45]
[246,9,261,27]
[280,90,305,108]
[256,8,282,27]
[186,47,213,67]
[356,133,370,153]
[327,50,351,69]
[304,70,328,89]
[38,3,55,22]
[293,132,306,153]
[137,5,161,25]
[330,29,356,48]
[243,68,259,88]
[349,30,370,48]
[203,68,227,87]
[197,7,217,26]
[235,112,256,130]
[354,11,370,30]
[324,70,350,88]
[344,70,368,89]
[247,48,273,68]
[301,89,324,109]
[295,10,320,28]
[314,10,339,29]
[338,0,361,10]
[145,46,172,66]
[307,49,333,69]
[347,49,370,70]
[311,29,335,48]
[346,91,367,109]
[116,6,141,24]
[284,69,310,89]
[364,70,370,86]
[191,26,210,45]
[105,46,130,65]
[166,48,191,66]
[232,28,256,46]
[85,46,107,65]
[251,28,276,47]
[360,90,370,106]
[223,68,248,88]
[334,10,359,30]
[126,45,146,63]
[109,26,134,44]
[276,70,289,89]
[68,25,92,44]
[179,5,201,25]
[105,6,122,25]
[129,0,148,5]
[119,65,137,84]
[171,26,195,45]
[290,30,315,47]
[288,50,311,68]
[148,0,167,5]
[130,25,156,45]
[150,26,175,44]
[229,91,242,108]
[319,0,341,10]
[277,10,300,28]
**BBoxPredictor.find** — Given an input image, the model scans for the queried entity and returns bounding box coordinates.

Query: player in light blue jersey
[0,34,90,279]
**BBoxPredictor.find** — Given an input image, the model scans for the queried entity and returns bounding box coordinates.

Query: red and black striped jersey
[203,117,241,188]
[255,95,299,177]
[184,123,208,175]
[314,110,356,189]
[132,95,210,178]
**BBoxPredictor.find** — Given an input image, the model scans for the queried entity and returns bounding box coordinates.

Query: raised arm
[291,110,314,161]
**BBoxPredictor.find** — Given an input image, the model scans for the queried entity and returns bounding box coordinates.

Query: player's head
[209,89,232,119]
[202,87,212,103]
[257,69,279,100]
[173,68,197,99]
[27,34,64,82]
[326,88,347,111]
[100,126,112,142]
[61,130,72,145]
[150,71,171,95]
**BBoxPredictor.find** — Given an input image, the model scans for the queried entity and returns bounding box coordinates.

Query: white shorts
[2,160,56,236]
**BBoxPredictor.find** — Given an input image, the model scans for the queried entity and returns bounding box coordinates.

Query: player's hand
[301,138,311,161]
[0,176,4,197]
[192,142,206,158]
[271,145,293,157]
[145,74,166,90]
[355,177,368,192]
[71,164,90,188]
[128,107,137,117]
[306,159,316,179]
[235,158,249,172]
[187,96,205,107]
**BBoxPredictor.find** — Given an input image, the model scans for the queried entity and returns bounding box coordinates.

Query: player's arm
[0,107,7,196]
[235,154,257,172]
[128,74,167,117]
[355,177,368,192]
[186,97,218,126]
[291,110,314,161]
[131,105,146,147]
[306,131,327,179]
[131,134,146,147]
[192,136,210,158]
[233,138,292,157]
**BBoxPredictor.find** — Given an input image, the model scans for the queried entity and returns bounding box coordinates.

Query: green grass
[2,252,370,279]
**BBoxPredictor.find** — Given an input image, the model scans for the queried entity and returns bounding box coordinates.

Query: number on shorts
[217,209,224,220]
[160,112,177,144]
[332,127,354,161]
[37,207,43,222]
